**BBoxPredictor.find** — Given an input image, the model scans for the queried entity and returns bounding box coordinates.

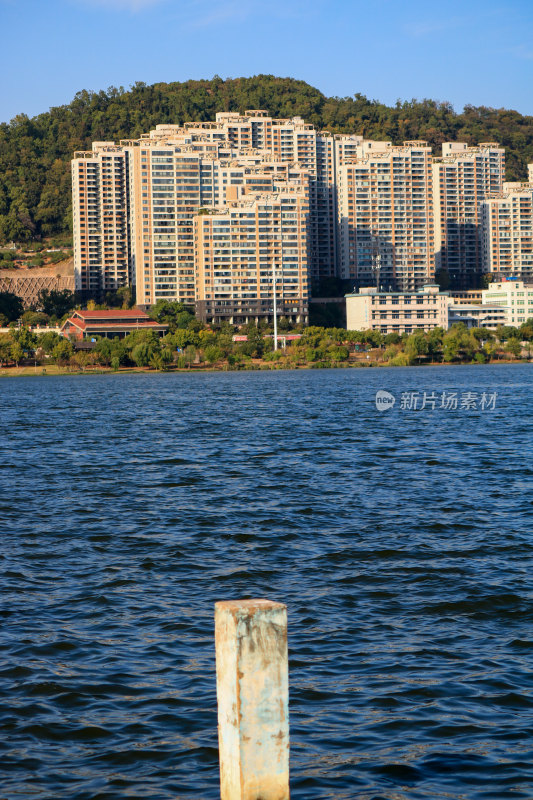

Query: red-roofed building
[60,308,167,341]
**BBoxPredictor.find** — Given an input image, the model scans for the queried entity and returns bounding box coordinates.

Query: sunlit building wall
[481,183,533,281]
[432,142,505,286]
[71,142,130,294]
[194,187,309,324]
[337,140,434,291]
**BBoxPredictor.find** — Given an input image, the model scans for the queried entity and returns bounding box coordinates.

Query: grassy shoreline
[0,358,526,377]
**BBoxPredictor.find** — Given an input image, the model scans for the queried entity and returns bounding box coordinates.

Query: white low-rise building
[345,284,449,334]
[448,304,507,329]
[482,279,533,326]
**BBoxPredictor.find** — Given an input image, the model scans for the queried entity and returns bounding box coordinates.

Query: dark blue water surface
[1,364,532,799]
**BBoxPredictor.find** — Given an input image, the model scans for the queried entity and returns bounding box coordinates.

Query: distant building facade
[71,112,518,315]
[447,304,507,329]
[194,188,309,325]
[72,143,130,295]
[337,140,435,291]
[449,289,483,304]
[345,284,449,334]
[482,279,533,326]
[481,183,533,280]
[432,142,505,287]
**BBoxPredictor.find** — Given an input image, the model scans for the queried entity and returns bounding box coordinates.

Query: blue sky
[1,0,533,124]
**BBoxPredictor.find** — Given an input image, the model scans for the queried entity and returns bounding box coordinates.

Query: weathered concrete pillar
[215,599,290,800]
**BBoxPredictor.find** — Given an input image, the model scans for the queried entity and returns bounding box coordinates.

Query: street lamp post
[273,261,278,351]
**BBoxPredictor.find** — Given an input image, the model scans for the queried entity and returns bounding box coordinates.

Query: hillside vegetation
[1,75,533,243]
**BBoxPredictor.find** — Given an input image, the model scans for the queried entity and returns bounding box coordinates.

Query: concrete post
[215,599,290,800]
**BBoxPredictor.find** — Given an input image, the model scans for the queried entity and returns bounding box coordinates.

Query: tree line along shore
[1,297,531,375]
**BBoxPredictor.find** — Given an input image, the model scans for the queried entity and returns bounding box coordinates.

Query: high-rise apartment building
[72,142,130,294]
[72,111,515,314]
[333,133,365,168]
[123,126,309,307]
[337,140,434,291]
[184,113,339,282]
[72,113,319,308]
[432,142,505,287]
[194,187,309,324]
[481,182,533,279]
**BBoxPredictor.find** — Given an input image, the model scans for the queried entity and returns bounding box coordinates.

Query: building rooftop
[345,284,446,298]
[72,308,152,320]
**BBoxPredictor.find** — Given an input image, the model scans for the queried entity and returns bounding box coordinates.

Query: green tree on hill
[204,345,223,364]
[131,339,160,367]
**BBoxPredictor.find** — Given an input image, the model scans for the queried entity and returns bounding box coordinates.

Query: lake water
[1,364,532,799]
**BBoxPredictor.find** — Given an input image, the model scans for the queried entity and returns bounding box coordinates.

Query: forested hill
[1,74,533,243]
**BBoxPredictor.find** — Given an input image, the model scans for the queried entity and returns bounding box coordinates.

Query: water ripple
[1,365,532,798]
